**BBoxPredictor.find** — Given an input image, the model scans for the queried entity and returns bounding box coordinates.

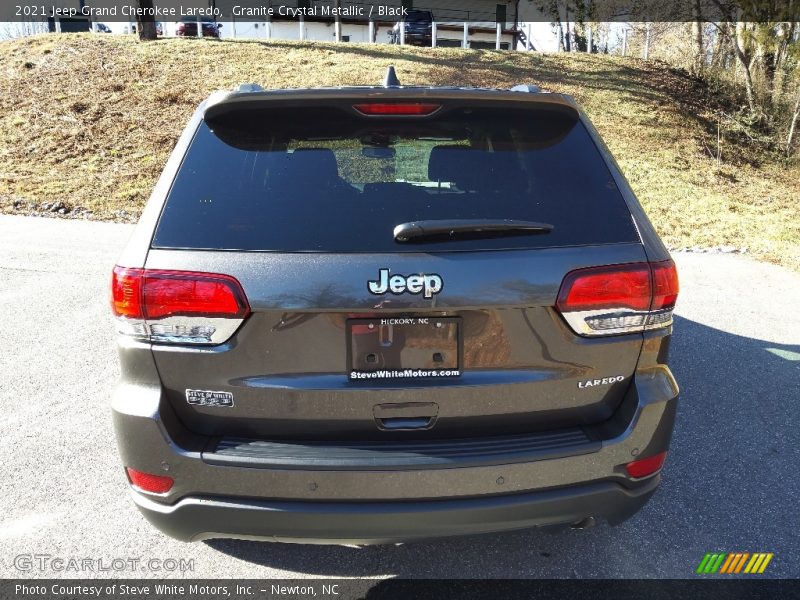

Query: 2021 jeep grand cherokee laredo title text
[110,70,679,543]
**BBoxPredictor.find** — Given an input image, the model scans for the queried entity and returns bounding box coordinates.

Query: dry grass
[0,34,798,269]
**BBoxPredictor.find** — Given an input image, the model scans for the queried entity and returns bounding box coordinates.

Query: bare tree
[710,21,732,69]
[708,0,758,116]
[691,0,704,74]
[787,86,800,156]
[0,20,48,39]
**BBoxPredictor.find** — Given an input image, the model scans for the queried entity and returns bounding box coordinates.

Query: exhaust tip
[570,517,596,530]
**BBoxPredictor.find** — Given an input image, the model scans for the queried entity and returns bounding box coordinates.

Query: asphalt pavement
[0,214,798,579]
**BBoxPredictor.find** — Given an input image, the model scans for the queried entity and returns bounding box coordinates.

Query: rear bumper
[112,364,678,543]
[132,477,659,544]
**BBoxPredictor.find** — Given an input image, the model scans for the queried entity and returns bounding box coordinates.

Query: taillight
[651,261,679,310]
[556,260,678,336]
[625,451,667,478]
[352,103,441,116]
[111,267,144,319]
[111,266,250,345]
[125,467,174,494]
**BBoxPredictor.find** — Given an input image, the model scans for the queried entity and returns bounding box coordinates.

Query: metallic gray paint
[111,84,679,542]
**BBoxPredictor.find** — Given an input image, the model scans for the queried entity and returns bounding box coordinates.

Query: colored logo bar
[696,552,773,574]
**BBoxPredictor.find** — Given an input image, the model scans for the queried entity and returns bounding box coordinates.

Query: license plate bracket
[347,317,461,380]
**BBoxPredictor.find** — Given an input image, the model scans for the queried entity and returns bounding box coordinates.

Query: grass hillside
[1,34,798,269]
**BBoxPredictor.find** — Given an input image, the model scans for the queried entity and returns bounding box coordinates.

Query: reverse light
[556,260,679,336]
[111,267,250,345]
[625,451,668,478]
[125,468,174,494]
[352,102,441,116]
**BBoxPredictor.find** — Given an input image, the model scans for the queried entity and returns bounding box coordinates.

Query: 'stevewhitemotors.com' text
[351,369,460,379]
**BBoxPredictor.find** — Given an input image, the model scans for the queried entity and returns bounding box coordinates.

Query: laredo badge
[578,375,625,389]
[186,389,234,407]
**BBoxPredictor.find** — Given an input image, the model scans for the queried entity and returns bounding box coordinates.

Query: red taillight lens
[651,260,679,310]
[142,271,249,319]
[557,263,652,312]
[353,103,441,116]
[111,268,248,320]
[556,261,679,336]
[111,266,144,318]
[625,451,667,478]
[110,267,250,344]
[125,468,174,494]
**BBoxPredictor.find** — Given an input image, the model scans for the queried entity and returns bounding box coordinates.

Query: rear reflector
[353,103,440,116]
[625,451,667,478]
[111,267,250,345]
[125,468,174,494]
[556,260,678,336]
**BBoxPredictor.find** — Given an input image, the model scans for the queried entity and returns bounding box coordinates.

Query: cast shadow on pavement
[205,315,799,577]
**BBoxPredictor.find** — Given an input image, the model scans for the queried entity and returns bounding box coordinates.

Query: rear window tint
[152,106,639,252]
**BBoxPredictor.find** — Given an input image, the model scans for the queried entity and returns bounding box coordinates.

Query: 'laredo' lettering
[577,375,625,389]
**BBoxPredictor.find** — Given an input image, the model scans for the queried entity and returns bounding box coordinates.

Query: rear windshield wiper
[393,219,554,243]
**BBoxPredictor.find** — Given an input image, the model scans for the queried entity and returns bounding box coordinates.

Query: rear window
[152,106,639,252]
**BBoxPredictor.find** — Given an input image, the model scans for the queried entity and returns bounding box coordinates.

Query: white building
[217,0,523,50]
[20,0,558,52]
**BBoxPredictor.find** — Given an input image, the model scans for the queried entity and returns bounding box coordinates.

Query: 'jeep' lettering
[368,269,443,299]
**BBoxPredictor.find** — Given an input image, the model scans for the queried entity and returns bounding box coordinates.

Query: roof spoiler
[201,82,576,122]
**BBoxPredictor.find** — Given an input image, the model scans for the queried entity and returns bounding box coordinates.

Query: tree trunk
[733,22,757,116]
[710,2,757,116]
[552,1,565,52]
[710,22,728,69]
[774,22,796,101]
[135,0,157,41]
[787,89,800,156]
[691,0,704,74]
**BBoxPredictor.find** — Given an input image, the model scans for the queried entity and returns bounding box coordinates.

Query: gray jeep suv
[110,69,679,543]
